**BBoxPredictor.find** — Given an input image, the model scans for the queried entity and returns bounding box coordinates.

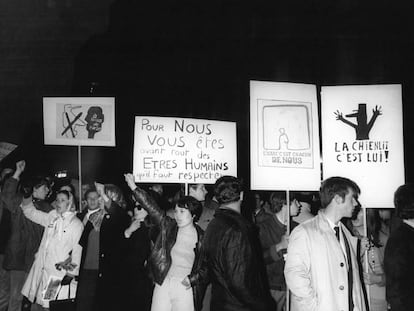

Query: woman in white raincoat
[21,190,84,309]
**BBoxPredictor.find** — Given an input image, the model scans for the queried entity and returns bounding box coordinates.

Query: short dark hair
[269,192,286,213]
[176,196,203,222]
[214,176,243,204]
[394,183,414,220]
[32,176,51,190]
[84,186,98,200]
[56,189,71,200]
[319,176,360,209]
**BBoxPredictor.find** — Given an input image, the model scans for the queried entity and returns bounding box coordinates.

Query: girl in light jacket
[21,190,84,309]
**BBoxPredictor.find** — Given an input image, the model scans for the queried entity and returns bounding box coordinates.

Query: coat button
[340,262,344,267]
[99,273,102,278]
[101,253,104,258]
[339,285,344,290]
[105,215,110,219]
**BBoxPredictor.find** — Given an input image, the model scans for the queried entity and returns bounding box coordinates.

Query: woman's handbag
[49,283,76,311]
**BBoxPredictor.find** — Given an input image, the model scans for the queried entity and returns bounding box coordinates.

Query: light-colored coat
[21,202,83,308]
[284,212,367,311]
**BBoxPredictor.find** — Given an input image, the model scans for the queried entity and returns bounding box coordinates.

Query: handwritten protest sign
[250,81,321,191]
[133,117,237,184]
[43,97,115,146]
[321,84,404,208]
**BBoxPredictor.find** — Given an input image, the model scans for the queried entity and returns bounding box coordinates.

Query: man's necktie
[342,228,354,311]
[334,226,340,241]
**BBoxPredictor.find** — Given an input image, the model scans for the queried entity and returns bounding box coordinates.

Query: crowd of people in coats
[0,159,413,311]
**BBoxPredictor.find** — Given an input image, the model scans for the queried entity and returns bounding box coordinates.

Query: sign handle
[363,207,371,309]
[184,183,189,196]
[286,189,290,311]
[78,145,82,212]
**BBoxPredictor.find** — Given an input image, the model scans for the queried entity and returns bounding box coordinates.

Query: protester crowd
[0,160,413,311]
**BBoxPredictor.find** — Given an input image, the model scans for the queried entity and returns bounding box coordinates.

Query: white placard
[250,81,321,191]
[43,97,115,146]
[0,142,17,162]
[133,116,237,184]
[321,84,404,208]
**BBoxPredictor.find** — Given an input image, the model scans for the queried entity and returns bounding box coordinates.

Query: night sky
[1,0,414,186]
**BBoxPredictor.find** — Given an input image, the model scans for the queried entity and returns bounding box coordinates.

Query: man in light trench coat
[284,176,367,311]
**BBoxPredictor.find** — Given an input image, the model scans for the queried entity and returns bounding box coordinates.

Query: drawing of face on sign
[85,106,104,139]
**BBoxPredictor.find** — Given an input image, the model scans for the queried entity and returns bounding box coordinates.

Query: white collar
[86,208,101,219]
[321,211,338,232]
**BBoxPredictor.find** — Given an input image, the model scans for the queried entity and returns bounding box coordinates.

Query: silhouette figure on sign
[61,105,87,138]
[277,128,289,150]
[85,106,104,139]
[334,103,382,140]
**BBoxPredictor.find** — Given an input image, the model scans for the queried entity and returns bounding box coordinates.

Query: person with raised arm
[124,173,207,311]
[1,161,53,311]
[20,189,83,310]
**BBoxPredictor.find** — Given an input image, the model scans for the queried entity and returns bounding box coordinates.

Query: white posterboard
[250,81,321,191]
[0,142,17,162]
[43,97,116,146]
[133,116,237,184]
[321,84,404,208]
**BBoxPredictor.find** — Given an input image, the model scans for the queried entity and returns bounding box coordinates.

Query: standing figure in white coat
[284,176,367,311]
[20,190,83,310]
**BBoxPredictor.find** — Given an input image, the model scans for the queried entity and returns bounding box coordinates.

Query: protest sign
[321,84,404,208]
[250,81,321,190]
[133,116,237,184]
[43,97,115,146]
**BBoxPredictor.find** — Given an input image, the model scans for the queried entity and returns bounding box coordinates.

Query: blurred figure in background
[292,192,316,224]
[123,192,153,311]
[345,208,388,311]
[384,184,414,311]
[0,168,13,311]
[255,192,301,311]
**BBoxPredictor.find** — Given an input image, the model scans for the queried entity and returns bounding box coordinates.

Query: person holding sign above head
[124,173,207,311]
[284,176,367,311]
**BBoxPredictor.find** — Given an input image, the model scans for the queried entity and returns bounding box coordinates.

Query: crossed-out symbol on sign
[61,104,86,138]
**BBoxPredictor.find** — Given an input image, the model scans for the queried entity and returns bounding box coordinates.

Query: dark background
[1,0,413,187]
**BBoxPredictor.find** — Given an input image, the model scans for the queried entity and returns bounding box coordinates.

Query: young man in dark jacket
[200,175,275,311]
[1,161,52,311]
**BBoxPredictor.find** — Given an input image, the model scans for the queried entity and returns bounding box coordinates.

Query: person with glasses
[124,173,206,311]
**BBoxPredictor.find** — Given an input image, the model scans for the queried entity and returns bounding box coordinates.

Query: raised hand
[360,237,372,252]
[13,160,26,179]
[181,276,191,290]
[94,182,105,197]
